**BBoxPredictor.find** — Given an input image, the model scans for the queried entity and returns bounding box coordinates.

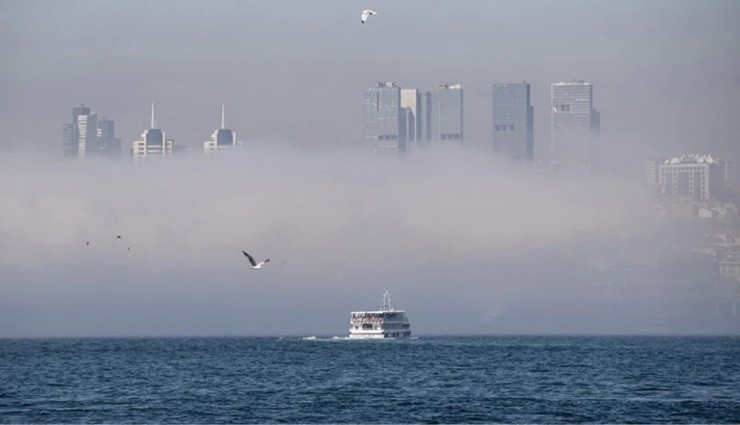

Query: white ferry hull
[348,333,387,339]
[348,330,411,339]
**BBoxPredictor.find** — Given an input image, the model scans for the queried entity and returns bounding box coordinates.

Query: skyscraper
[430,83,463,143]
[364,82,407,155]
[417,91,431,144]
[63,124,75,157]
[204,104,242,153]
[97,117,122,159]
[401,89,419,144]
[63,105,120,158]
[67,105,97,158]
[492,82,534,161]
[551,81,600,168]
[132,104,173,160]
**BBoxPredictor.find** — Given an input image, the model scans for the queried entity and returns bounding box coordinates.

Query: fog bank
[0,146,735,336]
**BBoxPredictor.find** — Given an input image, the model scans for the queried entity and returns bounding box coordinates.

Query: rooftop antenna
[221,103,225,129]
[150,103,156,129]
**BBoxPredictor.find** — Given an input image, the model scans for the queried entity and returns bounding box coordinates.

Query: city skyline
[65,79,580,165]
[2,1,738,171]
[364,81,465,155]
[3,0,740,338]
[2,3,739,422]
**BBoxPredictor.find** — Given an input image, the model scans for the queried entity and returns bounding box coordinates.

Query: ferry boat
[348,290,411,339]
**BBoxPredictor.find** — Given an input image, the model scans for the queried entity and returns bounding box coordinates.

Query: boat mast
[382,290,394,311]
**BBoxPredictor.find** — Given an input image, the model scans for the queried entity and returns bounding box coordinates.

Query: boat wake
[300,336,350,341]
[297,335,419,342]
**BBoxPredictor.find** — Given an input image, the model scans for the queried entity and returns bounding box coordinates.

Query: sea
[1,336,738,423]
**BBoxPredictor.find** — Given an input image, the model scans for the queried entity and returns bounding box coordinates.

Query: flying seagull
[361,9,377,24]
[242,251,270,270]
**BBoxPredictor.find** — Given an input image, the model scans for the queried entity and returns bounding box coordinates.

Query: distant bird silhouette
[242,251,270,270]
[86,241,90,246]
[116,235,122,239]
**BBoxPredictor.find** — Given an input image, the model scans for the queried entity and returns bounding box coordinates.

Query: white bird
[361,9,377,24]
[242,251,270,270]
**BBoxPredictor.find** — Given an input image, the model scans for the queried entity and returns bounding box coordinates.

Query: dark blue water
[1,336,738,423]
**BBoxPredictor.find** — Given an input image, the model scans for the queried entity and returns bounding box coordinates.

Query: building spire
[150,103,156,129]
[221,103,225,129]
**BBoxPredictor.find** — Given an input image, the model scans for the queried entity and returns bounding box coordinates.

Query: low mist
[0,144,735,337]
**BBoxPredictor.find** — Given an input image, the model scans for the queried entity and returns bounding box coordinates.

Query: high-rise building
[401,89,419,144]
[97,117,122,159]
[417,91,432,144]
[551,81,600,168]
[77,112,98,158]
[204,104,242,153]
[430,83,463,144]
[492,82,534,161]
[63,105,120,158]
[63,124,75,158]
[648,154,729,201]
[68,105,98,158]
[132,104,173,160]
[364,82,407,154]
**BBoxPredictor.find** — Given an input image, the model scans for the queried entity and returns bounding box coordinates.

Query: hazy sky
[2,0,740,163]
[2,1,740,337]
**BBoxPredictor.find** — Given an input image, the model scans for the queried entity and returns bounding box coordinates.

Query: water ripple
[0,336,738,423]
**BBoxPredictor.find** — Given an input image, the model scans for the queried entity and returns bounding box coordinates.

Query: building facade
[204,105,242,153]
[648,154,728,201]
[66,105,98,158]
[63,105,121,158]
[97,117,122,159]
[400,89,419,145]
[132,104,173,160]
[430,83,463,144]
[719,252,740,282]
[492,82,534,161]
[417,91,432,144]
[364,82,407,154]
[63,123,75,157]
[551,81,600,168]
